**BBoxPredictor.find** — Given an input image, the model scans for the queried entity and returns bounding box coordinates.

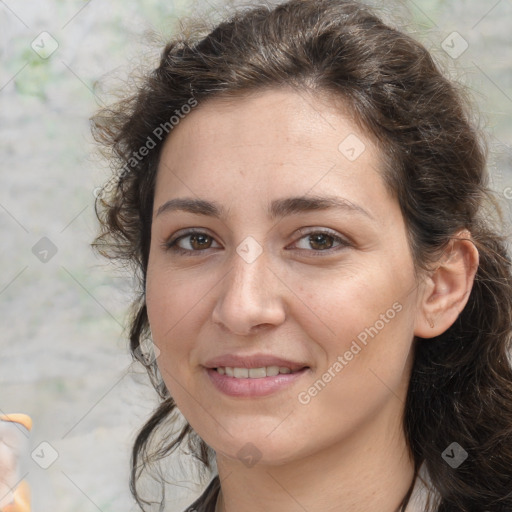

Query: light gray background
[1,1,511,511]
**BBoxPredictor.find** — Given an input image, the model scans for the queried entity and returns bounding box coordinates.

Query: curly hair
[90,0,512,510]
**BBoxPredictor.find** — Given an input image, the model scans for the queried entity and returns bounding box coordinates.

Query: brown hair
[91,1,512,510]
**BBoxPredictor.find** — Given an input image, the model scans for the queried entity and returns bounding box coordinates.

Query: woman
[91,1,512,510]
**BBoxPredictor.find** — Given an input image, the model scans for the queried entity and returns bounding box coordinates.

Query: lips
[216,366,297,378]
[205,365,310,398]
[203,353,309,373]
[203,354,311,397]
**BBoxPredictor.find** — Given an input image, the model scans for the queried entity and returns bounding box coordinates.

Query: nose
[211,245,286,336]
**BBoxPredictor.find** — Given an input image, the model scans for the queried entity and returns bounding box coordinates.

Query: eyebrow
[155,194,374,221]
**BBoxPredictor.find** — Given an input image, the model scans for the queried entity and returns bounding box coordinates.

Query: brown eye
[292,229,350,254]
[187,233,213,250]
[308,233,336,251]
[164,230,221,255]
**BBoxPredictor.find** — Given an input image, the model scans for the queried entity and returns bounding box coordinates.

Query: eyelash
[162,228,351,256]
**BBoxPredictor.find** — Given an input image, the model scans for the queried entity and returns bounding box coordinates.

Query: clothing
[404,465,432,512]
[182,463,433,512]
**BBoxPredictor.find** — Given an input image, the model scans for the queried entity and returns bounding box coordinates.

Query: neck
[214,404,416,512]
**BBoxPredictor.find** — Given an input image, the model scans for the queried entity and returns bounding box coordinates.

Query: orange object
[0,414,31,512]
[2,481,30,512]
[0,417,32,433]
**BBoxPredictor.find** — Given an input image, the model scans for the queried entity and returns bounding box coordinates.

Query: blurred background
[1,0,511,511]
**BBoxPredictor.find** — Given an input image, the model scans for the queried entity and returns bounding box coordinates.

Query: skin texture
[145,88,479,512]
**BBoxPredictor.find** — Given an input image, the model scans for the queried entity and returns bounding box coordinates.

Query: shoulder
[182,475,221,512]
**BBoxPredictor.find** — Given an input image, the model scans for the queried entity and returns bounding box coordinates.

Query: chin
[207,429,308,468]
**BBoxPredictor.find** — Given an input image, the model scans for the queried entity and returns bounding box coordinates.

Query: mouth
[213,365,309,379]
[205,365,310,397]
[203,354,311,396]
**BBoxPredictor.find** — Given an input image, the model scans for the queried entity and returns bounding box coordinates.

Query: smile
[215,366,301,378]
[206,366,310,397]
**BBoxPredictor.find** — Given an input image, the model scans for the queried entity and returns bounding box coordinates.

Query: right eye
[163,230,222,255]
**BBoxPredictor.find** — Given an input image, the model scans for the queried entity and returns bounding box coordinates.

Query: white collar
[404,463,437,512]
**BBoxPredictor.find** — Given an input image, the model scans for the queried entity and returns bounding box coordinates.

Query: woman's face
[146,88,425,465]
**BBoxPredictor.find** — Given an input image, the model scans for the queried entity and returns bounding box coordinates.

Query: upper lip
[203,353,309,371]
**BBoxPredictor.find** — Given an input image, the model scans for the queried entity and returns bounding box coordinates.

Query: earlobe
[414,230,479,339]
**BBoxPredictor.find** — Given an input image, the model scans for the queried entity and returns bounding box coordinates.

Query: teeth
[248,367,266,378]
[265,366,280,377]
[234,367,249,378]
[215,366,299,378]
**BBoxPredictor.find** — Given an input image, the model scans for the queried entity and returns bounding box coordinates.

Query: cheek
[301,258,413,341]
[294,284,414,441]
[146,262,207,336]
[145,264,213,387]
[300,257,417,391]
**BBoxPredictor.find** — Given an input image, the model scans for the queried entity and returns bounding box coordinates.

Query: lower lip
[205,367,310,397]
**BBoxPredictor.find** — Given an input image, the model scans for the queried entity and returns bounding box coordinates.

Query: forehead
[161,87,373,153]
[155,87,388,214]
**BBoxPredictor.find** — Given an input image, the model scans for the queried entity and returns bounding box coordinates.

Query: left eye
[292,230,348,252]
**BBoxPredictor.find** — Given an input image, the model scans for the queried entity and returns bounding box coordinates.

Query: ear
[414,229,479,338]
